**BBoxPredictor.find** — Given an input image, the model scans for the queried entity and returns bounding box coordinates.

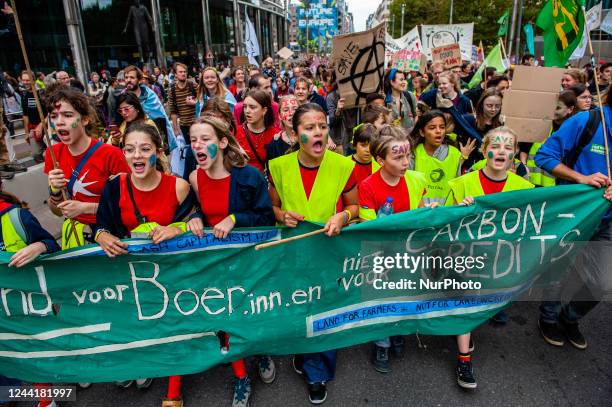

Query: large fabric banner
[385,27,422,68]
[421,23,474,60]
[0,186,608,383]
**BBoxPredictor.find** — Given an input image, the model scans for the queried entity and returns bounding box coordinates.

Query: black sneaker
[538,319,565,347]
[559,319,587,350]
[390,335,405,357]
[308,382,327,404]
[292,355,304,376]
[0,171,14,180]
[0,163,26,172]
[456,360,477,389]
[372,345,390,373]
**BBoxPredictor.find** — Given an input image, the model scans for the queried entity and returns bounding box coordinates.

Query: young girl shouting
[446,127,534,390]
[187,116,275,407]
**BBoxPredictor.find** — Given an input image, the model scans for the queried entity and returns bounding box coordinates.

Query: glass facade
[0,0,288,78]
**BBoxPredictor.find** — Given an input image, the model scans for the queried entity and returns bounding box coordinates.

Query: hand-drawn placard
[432,43,462,69]
[421,23,474,60]
[332,23,386,108]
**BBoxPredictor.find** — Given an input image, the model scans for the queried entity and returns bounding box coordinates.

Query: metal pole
[306,6,309,54]
[507,0,518,61]
[400,3,405,36]
[62,0,90,86]
[150,0,165,68]
[449,0,453,24]
[514,0,524,62]
[233,0,243,55]
[391,14,395,37]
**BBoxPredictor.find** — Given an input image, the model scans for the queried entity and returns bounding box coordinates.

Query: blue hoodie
[535,106,612,219]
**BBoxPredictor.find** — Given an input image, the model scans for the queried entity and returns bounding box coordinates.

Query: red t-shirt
[235,125,280,173]
[359,171,425,214]
[479,170,506,195]
[44,138,130,225]
[119,173,180,232]
[196,168,231,226]
[0,199,13,213]
[352,156,373,185]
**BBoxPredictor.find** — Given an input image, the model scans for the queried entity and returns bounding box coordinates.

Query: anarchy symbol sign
[333,24,386,108]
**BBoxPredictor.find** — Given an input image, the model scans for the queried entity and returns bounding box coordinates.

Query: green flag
[536,0,585,67]
[498,10,510,37]
[468,44,508,89]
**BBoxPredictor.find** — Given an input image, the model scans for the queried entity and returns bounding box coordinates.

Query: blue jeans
[540,218,612,324]
[302,350,336,383]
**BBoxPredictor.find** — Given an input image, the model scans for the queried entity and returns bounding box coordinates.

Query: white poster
[601,10,612,35]
[420,23,474,60]
[245,13,260,66]
[385,27,421,67]
[570,3,603,60]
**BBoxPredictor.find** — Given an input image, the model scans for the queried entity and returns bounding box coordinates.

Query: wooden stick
[255,228,326,251]
[499,37,509,62]
[582,6,611,180]
[9,0,82,246]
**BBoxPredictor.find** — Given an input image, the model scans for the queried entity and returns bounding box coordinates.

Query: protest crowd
[1,1,612,406]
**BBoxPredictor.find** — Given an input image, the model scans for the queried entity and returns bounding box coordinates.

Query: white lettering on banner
[129,261,168,320]
[1,267,52,317]
[72,285,129,305]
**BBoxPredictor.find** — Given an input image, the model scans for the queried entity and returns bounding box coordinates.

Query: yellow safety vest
[527,131,556,187]
[62,219,87,250]
[359,170,427,220]
[1,208,28,253]
[413,144,461,206]
[446,170,534,206]
[129,221,187,238]
[269,150,355,223]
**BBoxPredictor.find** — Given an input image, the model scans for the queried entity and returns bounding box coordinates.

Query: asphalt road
[19,301,612,407]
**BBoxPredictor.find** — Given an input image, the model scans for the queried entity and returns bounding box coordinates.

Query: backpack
[562,110,602,171]
[170,81,196,113]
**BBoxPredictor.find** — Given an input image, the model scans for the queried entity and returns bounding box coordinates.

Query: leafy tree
[389,0,546,50]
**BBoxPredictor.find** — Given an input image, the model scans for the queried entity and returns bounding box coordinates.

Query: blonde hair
[480,126,518,155]
[438,71,461,93]
[564,68,587,85]
[370,125,409,160]
[190,117,249,170]
[197,67,230,100]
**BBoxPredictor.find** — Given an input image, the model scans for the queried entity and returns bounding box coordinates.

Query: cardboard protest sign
[421,23,474,60]
[385,27,421,68]
[276,47,294,60]
[390,49,422,72]
[432,43,462,69]
[332,23,385,108]
[233,56,250,66]
[501,66,565,143]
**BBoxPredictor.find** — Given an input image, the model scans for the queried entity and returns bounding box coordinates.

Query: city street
[18,302,612,407]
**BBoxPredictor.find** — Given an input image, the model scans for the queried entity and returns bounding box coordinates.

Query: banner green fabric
[468,44,507,89]
[0,185,608,383]
[498,10,510,37]
[536,0,585,67]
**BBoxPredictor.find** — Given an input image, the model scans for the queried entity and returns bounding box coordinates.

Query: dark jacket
[308,91,328,113]
[96,175,195,238]
[420,89,473,115]
[192,165,275,227]
[0,205,59,253]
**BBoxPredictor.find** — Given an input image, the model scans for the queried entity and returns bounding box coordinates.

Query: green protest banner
[0,185,608,383]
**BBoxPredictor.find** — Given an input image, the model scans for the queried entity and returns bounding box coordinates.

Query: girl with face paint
[266,95,299,165]
[96,123,192,252]
[267,103,358,404]
[186,117,274,407]
[235,90,281,173]
[44,87,131,250]
[445,126,534,390]
[408,111,475,207]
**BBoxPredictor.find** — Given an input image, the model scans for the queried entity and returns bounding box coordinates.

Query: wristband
[343,209,352,224]
[94,228,109,242]
[229,214,236,223]
[49,185,62,196]
[460,154,469,160]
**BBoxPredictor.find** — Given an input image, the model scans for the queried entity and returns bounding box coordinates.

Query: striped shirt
[168,80,197,127]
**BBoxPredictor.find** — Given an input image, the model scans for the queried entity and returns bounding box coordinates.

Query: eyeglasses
[118,105,135,114]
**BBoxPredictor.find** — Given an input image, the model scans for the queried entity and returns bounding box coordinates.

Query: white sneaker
[37,401,57,407]
[258,355,276,384]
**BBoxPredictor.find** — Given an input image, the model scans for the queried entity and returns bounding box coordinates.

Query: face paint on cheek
[148,154,157,167]
[487,151,494,159]
[71,117,81,129]
[207,143,218,160]
[508,153,514,161]
[300,133,308,145]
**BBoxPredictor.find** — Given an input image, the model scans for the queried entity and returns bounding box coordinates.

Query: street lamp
[449,0,453,24]
[400,3,405,36]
